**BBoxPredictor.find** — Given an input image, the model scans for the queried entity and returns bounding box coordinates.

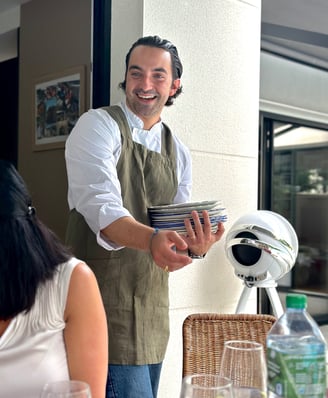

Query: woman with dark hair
[0,160,108,398]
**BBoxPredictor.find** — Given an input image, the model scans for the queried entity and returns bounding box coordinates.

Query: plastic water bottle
[267,293,327,398]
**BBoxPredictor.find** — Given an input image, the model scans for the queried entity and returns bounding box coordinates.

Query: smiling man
[123,45,180,128]
[65,36,225,398]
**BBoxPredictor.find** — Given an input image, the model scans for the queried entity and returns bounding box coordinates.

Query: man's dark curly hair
[119,35,183,106]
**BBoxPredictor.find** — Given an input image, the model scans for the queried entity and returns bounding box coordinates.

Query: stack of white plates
[148,200,227,234]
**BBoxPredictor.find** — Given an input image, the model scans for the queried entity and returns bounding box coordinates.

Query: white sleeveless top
[0,257,79,398]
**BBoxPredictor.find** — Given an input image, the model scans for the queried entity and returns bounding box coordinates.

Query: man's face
[125,45,180,130]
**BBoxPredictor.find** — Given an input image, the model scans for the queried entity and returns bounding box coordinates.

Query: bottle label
[267,348,326,398]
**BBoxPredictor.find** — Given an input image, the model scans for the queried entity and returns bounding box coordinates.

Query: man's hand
[182,210,225,257]
[150,230,192,272]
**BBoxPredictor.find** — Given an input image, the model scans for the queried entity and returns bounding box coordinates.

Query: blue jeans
[106,363,163,398]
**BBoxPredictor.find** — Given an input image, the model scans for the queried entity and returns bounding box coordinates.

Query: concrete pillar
[111,1,261,396]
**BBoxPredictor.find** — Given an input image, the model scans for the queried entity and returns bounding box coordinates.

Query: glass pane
[272,123,328,295]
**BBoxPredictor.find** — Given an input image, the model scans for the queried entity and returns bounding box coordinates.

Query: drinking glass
[220,340,267,398]
[180,374,234,398]
[40,380,91,398]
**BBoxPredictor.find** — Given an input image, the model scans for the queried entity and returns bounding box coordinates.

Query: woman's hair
[0,160,72,320]
[119,35,183,106]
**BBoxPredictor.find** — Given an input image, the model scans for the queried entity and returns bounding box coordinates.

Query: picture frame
[33,65,85,151]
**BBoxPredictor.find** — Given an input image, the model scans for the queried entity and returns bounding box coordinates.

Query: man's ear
[170,79,181,96]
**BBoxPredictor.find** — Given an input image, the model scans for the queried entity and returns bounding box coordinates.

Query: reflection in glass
[272,123,328,295]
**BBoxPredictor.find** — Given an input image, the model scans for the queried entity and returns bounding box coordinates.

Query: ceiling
[1,0,328,69]
[261,0,328,69]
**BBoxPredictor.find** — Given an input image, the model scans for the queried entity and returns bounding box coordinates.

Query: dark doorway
[0,57,19,167]
[92,0,111,108]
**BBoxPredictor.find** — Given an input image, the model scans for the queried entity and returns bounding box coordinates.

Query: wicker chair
[182,313,276,377]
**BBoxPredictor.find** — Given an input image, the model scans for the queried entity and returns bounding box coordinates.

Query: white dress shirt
[65,101,192,250]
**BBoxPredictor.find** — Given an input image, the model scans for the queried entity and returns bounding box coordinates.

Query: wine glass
[220,340,267,398]
[40,380,91,398]
[180,374,234,398]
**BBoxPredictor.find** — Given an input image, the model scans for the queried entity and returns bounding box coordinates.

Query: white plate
[150,215,227,229]
[150,209,225,221]
[157,225,220,234]
[148,200,220,212]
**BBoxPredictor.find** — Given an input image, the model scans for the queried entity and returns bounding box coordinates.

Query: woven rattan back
[182,313,276,377]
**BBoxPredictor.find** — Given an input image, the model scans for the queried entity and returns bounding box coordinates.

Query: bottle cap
[286,293,307,309]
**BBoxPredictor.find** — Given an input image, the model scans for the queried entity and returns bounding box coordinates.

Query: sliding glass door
[259,114,328,324]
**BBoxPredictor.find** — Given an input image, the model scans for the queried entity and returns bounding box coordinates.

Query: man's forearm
[100,216,154,251]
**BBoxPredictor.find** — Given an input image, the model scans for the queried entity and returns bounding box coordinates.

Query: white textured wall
[110,0,144,105]
[0,6,20,62]
[0,6,20,35]
[111,1,261,397]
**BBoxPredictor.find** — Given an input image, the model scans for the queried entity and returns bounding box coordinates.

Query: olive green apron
[65,106,178,364]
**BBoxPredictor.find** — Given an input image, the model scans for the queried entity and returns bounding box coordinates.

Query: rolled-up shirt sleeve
[65,108,131,250]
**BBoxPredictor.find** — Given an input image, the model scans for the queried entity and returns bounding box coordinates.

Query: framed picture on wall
[33,65,85,151]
